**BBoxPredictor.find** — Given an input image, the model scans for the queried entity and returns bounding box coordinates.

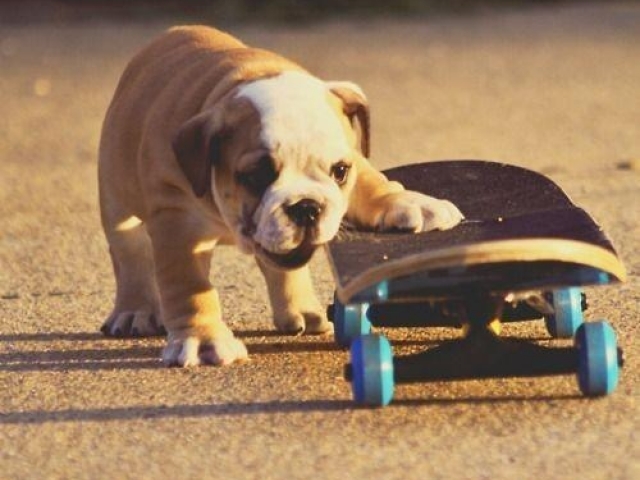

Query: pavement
[1,3,639,479]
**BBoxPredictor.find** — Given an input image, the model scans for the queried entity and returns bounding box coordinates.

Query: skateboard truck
[330,285,589,347]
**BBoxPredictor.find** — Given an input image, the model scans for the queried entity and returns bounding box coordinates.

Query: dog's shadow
[239,329,342,354]
[0,329,548,373]
[0,329,347,373]
[0,330,584,425]
[0,332,163,372]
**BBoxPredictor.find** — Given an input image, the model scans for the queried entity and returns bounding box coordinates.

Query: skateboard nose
[284,199,323,228]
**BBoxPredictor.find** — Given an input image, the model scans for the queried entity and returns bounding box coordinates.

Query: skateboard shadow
[390,394,585,409]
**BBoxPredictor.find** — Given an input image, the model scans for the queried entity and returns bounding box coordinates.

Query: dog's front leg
[148,209,248,367]
[257,259,332,335]
[349,157,464,232]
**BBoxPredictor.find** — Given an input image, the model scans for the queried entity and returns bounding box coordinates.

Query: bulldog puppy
[98,26,463,367]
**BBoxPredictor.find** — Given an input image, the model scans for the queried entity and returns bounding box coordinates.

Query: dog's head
[172,71,369,270]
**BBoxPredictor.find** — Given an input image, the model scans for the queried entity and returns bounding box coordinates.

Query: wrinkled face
[211,72,361,270]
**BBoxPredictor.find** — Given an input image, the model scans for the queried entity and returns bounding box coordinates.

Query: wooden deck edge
[326,238,626,304]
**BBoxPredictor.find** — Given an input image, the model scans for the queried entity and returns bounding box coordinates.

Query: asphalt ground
[1,3,639,479]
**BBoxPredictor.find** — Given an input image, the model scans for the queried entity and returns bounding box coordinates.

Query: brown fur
[99,26,462,366]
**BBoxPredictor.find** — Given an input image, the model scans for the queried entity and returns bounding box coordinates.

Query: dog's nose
[284,199,323,227]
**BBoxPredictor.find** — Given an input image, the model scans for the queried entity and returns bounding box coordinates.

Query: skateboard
[325,160,626,406]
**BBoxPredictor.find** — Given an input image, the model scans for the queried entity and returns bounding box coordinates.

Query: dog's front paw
[101,309,165,337]
[274,309,334,336]
[162,328,248,367]
[379,191,464,232]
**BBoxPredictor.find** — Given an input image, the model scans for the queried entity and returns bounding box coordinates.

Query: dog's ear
[172,111,224,198]
[327,81,370,158]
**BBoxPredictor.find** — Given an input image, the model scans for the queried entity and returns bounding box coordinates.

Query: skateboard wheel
[545,288,584,338]
[350,334,394,406]
[575,321,620,396]
[333,300,372,348]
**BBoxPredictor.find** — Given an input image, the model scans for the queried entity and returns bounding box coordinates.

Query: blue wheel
[350,334,395,406]
[575,321,620,396]
[333,299,372,348]
[545,288,584,338]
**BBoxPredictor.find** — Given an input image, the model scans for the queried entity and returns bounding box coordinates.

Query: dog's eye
[331,161,351,185]
[236,155,278,196]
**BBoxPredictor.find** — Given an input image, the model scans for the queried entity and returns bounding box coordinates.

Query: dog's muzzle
[243,197,326,270]
[259,198,323,269]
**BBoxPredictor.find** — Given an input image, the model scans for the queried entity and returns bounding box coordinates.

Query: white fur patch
[235,71,350,165]
[252,168,346,253]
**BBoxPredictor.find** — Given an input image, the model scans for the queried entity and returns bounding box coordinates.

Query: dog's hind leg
[99,202,164,337]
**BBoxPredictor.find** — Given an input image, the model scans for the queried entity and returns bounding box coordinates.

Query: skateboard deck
[327,160,626,305]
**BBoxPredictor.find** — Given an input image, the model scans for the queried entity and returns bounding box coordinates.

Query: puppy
[98,26,463,366]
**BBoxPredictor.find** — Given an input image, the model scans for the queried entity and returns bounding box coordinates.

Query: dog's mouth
[239,205,321,270]
[257,232,318,270]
